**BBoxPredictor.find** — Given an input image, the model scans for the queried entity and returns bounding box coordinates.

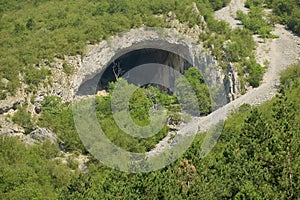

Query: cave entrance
[98,48,193,91]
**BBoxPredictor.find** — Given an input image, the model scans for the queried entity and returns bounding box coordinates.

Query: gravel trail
[200,2,300,132]
[147,0,300,157]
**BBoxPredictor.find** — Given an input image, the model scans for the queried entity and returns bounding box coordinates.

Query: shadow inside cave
[77,48,193,95]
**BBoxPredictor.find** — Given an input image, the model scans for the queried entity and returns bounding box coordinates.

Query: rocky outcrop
[224,63,241,101]
[0,116,25,135]
[26,127,57,144]
[0,97,25,114]
[0,119,57,145]
[0,54,81,117]
[48,55,82,102]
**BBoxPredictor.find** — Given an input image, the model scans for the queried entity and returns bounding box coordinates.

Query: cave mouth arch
[99,48,193,90]
[77,45,196,96]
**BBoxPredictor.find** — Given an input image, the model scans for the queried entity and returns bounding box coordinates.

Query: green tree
[269,94,299,198]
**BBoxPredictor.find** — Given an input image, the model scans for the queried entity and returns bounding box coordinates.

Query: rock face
[48,55,82,102]
[224,63,241,101]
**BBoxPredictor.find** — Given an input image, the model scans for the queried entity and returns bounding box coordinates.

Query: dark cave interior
[77,48,193,95]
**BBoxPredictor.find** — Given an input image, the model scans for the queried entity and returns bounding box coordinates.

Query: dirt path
[200,4,300,132]
[147,1,300,157]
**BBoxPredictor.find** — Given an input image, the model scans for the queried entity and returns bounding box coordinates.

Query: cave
[100,48,194,91]
[77,47,194,95]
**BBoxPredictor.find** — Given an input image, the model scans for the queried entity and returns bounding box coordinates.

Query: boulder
[0,98,25,114]
[28,127,57,143]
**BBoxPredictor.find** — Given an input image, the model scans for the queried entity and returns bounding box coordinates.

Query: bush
[209,0,230,10]
[237,5,274,37]
[286,9,300,36]
[245,0,265,8]
[226,29,256,62]
[258,0,300,35]
[96,79,174,152]
[23,66,51,86]
[39,96,85,153]
[247,62,265,87]
[280,62,300,87]
[12,105,34,134]
[62,62,73,75]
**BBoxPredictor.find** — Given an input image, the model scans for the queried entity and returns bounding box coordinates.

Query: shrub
[62,62,73,75]
[248,63,265,87]
[12,105,34,134]
[280,62,300,87]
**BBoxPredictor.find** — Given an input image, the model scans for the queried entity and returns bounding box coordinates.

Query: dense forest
[1,0,300,199]
[1,62,300,199]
